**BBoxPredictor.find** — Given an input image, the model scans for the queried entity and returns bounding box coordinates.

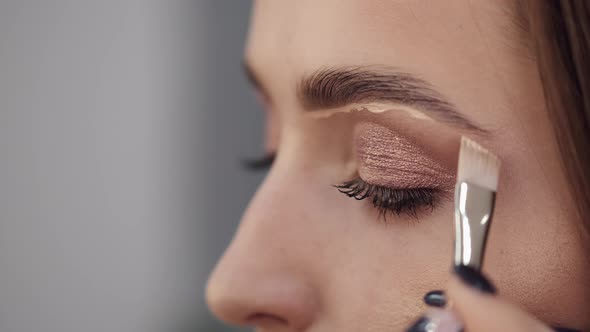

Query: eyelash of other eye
[243,153,276,171]
[335,177,437,219]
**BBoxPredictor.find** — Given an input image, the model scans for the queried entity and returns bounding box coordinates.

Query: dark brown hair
[526,1,590,235]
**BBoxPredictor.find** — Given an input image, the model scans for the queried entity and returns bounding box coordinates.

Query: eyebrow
[298,66,485,132]
[243,63,486,133]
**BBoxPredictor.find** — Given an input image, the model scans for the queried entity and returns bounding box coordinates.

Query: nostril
[246,313,288,327]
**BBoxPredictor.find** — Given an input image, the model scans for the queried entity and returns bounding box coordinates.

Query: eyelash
[335,178,437,219]
[243,153,275,171]
[243,155,437,218]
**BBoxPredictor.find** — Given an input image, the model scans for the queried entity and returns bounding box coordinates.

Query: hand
[405,266,580,332]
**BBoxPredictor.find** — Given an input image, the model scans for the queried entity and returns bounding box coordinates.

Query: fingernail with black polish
[424,290,447,308]
[405,309,463,332]
[405,316,431,332]
[453,265,496,294]
[552,327,582,332]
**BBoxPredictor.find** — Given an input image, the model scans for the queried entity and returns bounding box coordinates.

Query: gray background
[0,1,258,331]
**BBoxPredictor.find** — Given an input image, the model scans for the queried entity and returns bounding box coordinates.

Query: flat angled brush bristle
[457,136,501,191]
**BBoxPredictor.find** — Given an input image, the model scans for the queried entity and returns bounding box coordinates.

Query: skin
[206,0,590,331]
[445,275,555,332]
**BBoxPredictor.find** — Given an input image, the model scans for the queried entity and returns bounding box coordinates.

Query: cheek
[484,165,590,326]
[313,201,455,330]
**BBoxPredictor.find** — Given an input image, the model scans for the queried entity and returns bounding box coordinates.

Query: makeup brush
[454,136,501,271]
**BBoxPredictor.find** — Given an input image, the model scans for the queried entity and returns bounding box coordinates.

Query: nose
[206,172,318,330]
[207,259,316,329]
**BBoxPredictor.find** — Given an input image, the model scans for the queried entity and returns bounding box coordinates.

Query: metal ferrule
[454,181,496,270]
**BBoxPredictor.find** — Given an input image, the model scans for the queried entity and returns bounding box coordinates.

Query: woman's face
[207,1,590,331]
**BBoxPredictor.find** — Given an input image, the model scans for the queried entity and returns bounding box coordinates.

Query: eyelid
[354,122,455,190]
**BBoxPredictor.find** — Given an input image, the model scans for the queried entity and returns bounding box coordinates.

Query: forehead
[246,0,524,127]
[247,0,515,75]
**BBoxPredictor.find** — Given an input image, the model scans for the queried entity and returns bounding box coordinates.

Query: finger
[447,265,552,332]
[405,308,463,332]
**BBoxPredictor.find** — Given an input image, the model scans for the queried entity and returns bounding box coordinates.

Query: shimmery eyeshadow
[356,122,454,189]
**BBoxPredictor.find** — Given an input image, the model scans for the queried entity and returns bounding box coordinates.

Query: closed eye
[334,177,438,220]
